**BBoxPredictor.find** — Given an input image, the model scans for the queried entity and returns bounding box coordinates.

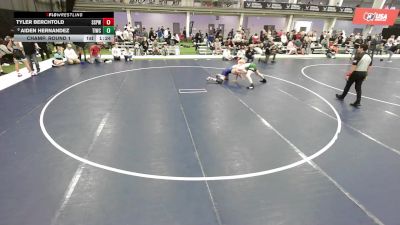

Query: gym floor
[0,57,399,225]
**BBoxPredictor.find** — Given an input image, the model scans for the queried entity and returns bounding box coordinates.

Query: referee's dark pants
[340,71,367,104]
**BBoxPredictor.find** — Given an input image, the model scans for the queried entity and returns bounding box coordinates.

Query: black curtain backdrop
[66,0,76,11]
[382,27,400,39]
[0,9,15,38]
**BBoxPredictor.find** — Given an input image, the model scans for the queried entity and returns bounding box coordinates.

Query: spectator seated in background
[152,40,161,55]
[225,38,235,50]
[123,48,133,61]
[0,38,13,75]
[233,30,243,44]
[112,44,122,60]
[222,48,234,61]
[260,40,277,63]
[133,38,141,56]
[253,44,263,55]
[310,42,322,51]
[172,33,180,45]
[321,38,329,49]
[251,33,260,44]
[212,38,223,55]
[89,43,101,63]
[326,43,338,59]
[294,39,304,54]
[161,43,169,56]
[287,40,297,55]
[64,44,81,64]
[245,44,256,62]
[141,37,149,55]
[235,45,246,60]
[52,46,65,67]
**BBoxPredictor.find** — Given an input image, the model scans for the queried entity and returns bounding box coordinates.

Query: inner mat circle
[40,66,342,181]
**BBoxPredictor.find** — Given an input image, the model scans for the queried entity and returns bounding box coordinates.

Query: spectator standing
[164,28,170,44]
[22,42,40,73]
[10,38,35,76]
[387,43,399,62]
[141,37,149,55]
[149,27,157,41]
[37,42,52,60]
[142,27,148,39]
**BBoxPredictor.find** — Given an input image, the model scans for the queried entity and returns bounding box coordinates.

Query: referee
[336,44,372,107]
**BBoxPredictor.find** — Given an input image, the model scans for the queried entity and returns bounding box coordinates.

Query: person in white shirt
[236,46,246,59]
[112,45,122,60]
[64,44,80,64]
[233,30,242,44]
[281,33,288,45]
[175,33,180,43]
[123,28,130,41]
[164,28,170,42]
[222,48,234,61]
[213,38,222,55]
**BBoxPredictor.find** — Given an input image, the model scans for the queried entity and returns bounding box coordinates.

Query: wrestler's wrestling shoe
[247,84,254,89]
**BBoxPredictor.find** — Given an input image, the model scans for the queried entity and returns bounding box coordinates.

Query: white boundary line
[385,111,400,118]
[179,91,208,94]
[276,89,391,224]
[179,89,208,94]
[39,66,341,181]
[279,89,400,157]
[301,64,400,107]
[50,113,110,225]
[179,105,223,225]
[167,62,222,224]
[229,88,384,225]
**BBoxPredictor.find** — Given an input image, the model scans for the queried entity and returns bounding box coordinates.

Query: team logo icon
[363,12,375,21]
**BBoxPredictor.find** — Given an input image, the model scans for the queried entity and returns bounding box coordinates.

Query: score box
[103,26,115,34]
[102,18,114,26]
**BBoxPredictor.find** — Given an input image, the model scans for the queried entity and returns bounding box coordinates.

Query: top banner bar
[14,12,114,18]
[243,1,354,14]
